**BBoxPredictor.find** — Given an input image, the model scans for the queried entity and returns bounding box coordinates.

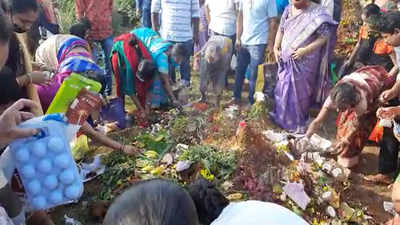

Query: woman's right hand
[377,107,399,119]
[30,71,51,85]
[380,89,398,103]
[122,145,143,156]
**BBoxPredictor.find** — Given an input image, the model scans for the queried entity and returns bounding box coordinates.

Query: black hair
[9,0,38,14]
[137,59,157,81]
[171,43,187,61]
[362,3,381,18]
[0,11,12,43]
[188,178,229,225]
[69,18,91,39]
[103,179,199,225]
[330,82,358,107]
[374,11,400,34]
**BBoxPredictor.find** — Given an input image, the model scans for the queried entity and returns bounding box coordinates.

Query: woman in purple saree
[272,0,337,133]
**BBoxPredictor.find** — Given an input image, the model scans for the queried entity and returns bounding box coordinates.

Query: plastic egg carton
[10,118,83,210]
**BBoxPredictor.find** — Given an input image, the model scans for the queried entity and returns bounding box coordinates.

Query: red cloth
[112,33,154,108]
[75,0,113,40]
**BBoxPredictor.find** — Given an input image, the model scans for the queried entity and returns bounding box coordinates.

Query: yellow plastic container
[255,64,265,92]
[46,73,102,114]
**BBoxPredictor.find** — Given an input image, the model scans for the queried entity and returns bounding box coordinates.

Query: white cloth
[35,34,76,71]
[395,47,400,81]
[151,0,200,42]
[0,148,15,189]
[205,0,238,36]
[320,0,334,18]
[0,207,14,225]
[210,201,310,225]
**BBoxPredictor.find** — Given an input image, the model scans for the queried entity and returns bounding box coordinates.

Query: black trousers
[379,126,400,174]
[379,99,400,174]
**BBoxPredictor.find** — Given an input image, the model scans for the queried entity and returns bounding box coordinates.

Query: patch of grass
[178,145,237,181]
[98,151,136,200]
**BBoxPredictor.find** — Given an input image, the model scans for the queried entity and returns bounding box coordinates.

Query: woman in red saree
[306,66,394,168]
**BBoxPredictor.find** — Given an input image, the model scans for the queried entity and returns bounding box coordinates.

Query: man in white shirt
[205,0,238,43]
[232,0,278,105]
[151,0,200,87]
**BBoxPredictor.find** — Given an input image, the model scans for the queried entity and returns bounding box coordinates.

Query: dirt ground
[48,74,395,225]
[49,1,397,222]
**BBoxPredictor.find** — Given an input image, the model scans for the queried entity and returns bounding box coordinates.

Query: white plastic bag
[0,206,15,225]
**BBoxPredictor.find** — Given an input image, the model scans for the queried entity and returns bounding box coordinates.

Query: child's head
[374,11,400,46]
[188,178,229,225]
[103,179,199,225]
[69,18,91,40]
[362,3,381,23]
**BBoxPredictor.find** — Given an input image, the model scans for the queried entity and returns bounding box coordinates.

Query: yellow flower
[227,193,243,201]
[144,150,159,159]
[141,165,154,173]
[150,166,164,176]
[200,169,214,181]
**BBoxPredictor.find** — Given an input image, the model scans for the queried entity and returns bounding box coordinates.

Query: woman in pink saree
[272,0,337,133]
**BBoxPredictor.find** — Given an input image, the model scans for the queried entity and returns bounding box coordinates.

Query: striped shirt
[151,0,200,42]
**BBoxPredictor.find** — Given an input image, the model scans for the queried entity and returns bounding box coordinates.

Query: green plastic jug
[46,73,102,114]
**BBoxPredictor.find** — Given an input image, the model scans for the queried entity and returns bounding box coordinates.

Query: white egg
[32,196,47,209]
[32,142,47,158]
[54,154,70,168]
[65,183,83,199]
[37,159,52,173]
[21,165,35,178]
[43,175,58,190]
[48,137,64,153]
[59,170,75,185]
[15,148,30,162]
[27,180,41,195]
[49,190,63,204]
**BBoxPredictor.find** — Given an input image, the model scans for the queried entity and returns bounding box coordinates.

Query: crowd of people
[0,0,400,224]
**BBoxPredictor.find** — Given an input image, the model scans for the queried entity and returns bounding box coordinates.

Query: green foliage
[98,151,136,200]
[135,130,174,155]
[179,145,237,180]
[114,0,138,28]
[248,101,268,119]
[57,0,77,33]
[57,0,138,35]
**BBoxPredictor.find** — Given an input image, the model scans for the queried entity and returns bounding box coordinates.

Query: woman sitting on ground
[34,34,139,155]
[305,66,394,168]
[188,178,309,225]
[103,179,199,225]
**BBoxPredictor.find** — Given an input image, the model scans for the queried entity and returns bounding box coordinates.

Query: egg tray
[10,119,83,210]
